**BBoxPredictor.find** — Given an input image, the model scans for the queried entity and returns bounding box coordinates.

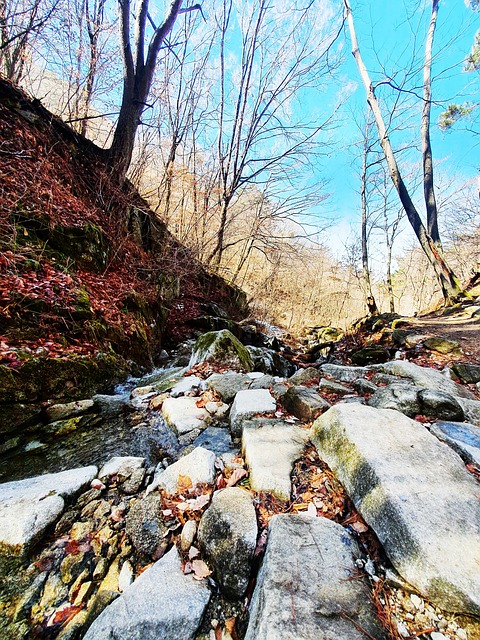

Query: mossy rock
[0,403,42,437]
[190,330,253,372]
[424,337,462,355]
[49,223,108,271]
[351,345,390,365]
[452,363,480,384]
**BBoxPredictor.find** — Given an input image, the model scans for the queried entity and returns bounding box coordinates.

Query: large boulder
[312,403,480,615]
[245,514,386,640]
[229,389,276,439]
[198,487,257,598]
[242,419,308,500]
[83,547,211,640]
[367,383,421,417]
[189,330,253,371]
[430,421,480,466]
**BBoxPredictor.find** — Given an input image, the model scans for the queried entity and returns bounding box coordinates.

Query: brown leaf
[188,546,200,560]
[177,475,193,490]
[177,493,211,512]
[225,468,248,488]
[350,521,369,534]
[192,559,211,579]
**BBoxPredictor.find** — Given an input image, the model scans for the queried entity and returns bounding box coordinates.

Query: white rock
[247,372,266,379]
[180,520,197,551]
[170,376,202,398]
[99,456,145,479]
[118,560,134,591]
[431,633,448,640]
[151,447,216,495]
[229,389,276,438]
[312,403,480,615]
[162,397,209,435]
[0,466,97,557]
[83,547,210,640]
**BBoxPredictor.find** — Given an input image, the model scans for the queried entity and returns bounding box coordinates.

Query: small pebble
[396,620,410,638]
[91,479,106,490]
[410,593,424,611]
[456,629,468,640]
[180,520,197,552]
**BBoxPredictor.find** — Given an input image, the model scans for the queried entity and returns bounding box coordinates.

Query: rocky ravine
[1,328,480,640]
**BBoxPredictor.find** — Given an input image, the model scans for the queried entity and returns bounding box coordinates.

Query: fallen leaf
[225,468,248,487]
[177,475,193,490]
[177,493,211,512]
[188,546,200,560]
[192,559,211,579]
[350,521,369,534]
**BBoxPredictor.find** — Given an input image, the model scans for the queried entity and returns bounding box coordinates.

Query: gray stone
[45,399,94,422]
[404,334,429,348]
[282,386,331,421]
[136,366,188,392]
[170,376,203,397]
[245,514,386,640]
[193,427,236,456]
[312,403,480,614]
[246,346,294,377]
[150,447,216,495]
[99,456,145,480]
[0,466,97,558]
[248,374,277,390]
[368,383,421,417]
[319,363,370,383]
[288,367,320,385]
[83,547,210,640]
[121,468,146,494]
[125,494,168,558]
[13,571,48,622]
[189,330,253,371]
[418,389,464,421]
[430,421,480,466]
[242,419,308,500]
[206,373,251,402]
[352,378,378,394]
[229,389,276,439]
[376,360,475,399]
[198,487,257,598]
[162,397,209,435]
[180,519,197,551]
[456,397,480,426]
[319,378,351,395]
[92,394,131,415]
[452,363,480,384]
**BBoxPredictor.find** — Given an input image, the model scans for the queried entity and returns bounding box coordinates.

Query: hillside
[0,78,247,400]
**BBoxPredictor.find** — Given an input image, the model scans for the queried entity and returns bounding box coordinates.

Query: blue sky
[316,0,479,258]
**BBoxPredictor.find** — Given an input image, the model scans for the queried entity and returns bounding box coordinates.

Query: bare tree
[343,0,464,303]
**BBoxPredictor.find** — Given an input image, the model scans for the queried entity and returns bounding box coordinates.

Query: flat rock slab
[198,487,257,598]
[319,363,370,383]
[170,376,203,397]
[245,514,386,640]
[312,403,480,615]
[0,466,97,558]
[206,373,251,402]
[83,547,210,640]
[242,419,308,500]
[162,397,209,435]
[376,360,475,399]
[193,427,236,456]
[430,421,480,466]
[230,389,276,439]
[99,456,145,479]
[150,447,216,495]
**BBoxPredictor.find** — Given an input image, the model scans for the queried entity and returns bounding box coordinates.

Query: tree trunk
[360,120,378,313]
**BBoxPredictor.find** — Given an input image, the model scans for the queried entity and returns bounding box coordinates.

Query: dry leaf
[177,475,193,490]
[177,493,211,512]
[192,559,211,579]
[225,468,248,488]
[225,618,236,634]
[188,546,200,560]
[350,521,369,534]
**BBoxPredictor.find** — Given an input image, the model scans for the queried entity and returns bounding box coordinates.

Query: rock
[131,385,155,398]
[351,345,390,365]
[45,399,95,422]
[83,547,210,640]
[367,383,421,417]
[193,427,236,456]
[125,494,168,558]
[74,580,94,606]
[452,363,480,384]
[418,389,464,421]
[198,487,257,598]
[121,468,145,494]
[312,403,480,614]
[40,572,69,609]
[248,374,277,390]
[319,363,370,383]
[282,386,330,421]
[150,447,216,495]
[430,421,480,466]
[376,360,475,399]
[92,393,131,415]
[352,378,378,394]
[162,397,209,435]
[242,419,308,500]
[204,401,229,418]
[288,367,320,385]
[144,367,189,392]
[245,514,386,640]
[404,334,429,348]
[118,560,134,592]
[319,378,351,395]
[456,397,480,426]
[170,376,203,397]
[206,373,251,402]
[189,330,253,371]
[60,552,87,584]
[0,465,97,560]
[70,520,94,541]
[180,520,197,551]
[149,393,169,410]
[424,337,462,355]
[13,571,48,622]
[229,389,276,439]
[99,456,145,480]
[392,329,412,345]
[246,346,294,377]
[98,557,121,594]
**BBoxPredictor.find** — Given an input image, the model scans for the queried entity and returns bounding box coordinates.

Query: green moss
[192,330,253,372]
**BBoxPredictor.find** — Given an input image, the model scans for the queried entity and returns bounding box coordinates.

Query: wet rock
[245,514,386,640]
[246,346,293,377]
[282,386,331,422]
[193,427,236,457]
[92,394,131,415]
[60,552,86,584]
[198,487,257,598]
[162,397,209,435]
[206,373,251,402]
[150,447,216,495]
[40,572,69,609]
[99,456,145,480]
[452,363,480,384]
[319,378,351,395]
[125,494,168,558]
[424,337,462,355]
[418,389,464,421]
[242,419,308,500]
[45,399,95,423]
[13,571,48,622]
[430,421,480,466]
[229,389,276,439]
[0,465,97,560]
[312,403,480,614]
[83,547,210,640]
[319,363,370,383]
[288,367,320,385]
[131,385,155,399]
[368,383,421,417]
[189,330,253,372]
